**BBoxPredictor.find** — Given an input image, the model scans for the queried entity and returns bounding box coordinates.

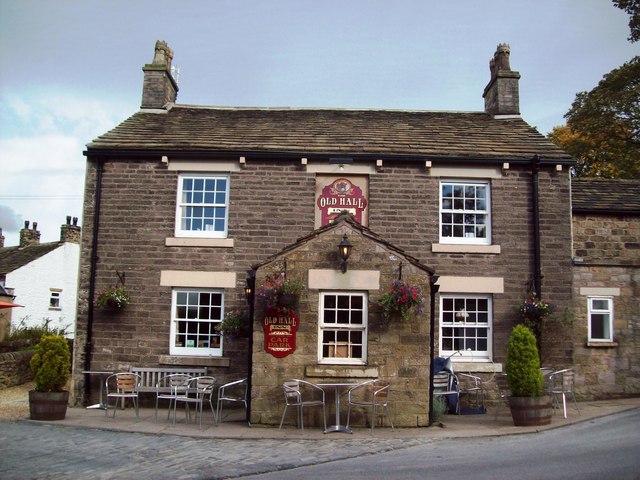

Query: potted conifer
[28,335,71,420]
[505,324,552,426]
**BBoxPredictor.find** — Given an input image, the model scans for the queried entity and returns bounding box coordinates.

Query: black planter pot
[29,390,69,421]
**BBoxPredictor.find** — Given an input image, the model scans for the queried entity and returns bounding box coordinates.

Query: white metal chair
[154,373,191,421]
[279,379,327,430]
[216,378,248,425]
[173,375,217,428]
[346,379,394,433]
[104,373,141,419]
[548,369,580,418]
[494,373,510,420]
[458,372,486,412]
[433,371,460,414]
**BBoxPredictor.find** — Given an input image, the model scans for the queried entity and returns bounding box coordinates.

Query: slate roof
[87,106,573,163]
[572,178,640,214]
[0,242,63,275]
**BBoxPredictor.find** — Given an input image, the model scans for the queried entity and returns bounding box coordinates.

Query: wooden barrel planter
[509,395,552,426]
[29,390,69,421]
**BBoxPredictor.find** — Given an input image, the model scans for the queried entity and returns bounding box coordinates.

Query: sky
[0,0,638,247]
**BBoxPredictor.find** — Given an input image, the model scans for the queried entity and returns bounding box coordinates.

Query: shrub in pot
[505,324,551,426]
[29,335,71,420]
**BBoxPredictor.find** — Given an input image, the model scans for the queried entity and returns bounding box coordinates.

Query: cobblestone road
[0,421,431,480]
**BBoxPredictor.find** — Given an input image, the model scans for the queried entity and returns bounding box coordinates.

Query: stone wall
[72,157,575,409]
[572,213,640,399]
[0,350,35,388]
[249,221,433,427]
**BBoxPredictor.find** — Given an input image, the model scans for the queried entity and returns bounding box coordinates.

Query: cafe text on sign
[262,307,300,358]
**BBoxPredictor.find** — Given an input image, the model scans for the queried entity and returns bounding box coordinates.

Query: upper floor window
[440,294,492,361]
[588,297,613,342]
[440,180,490,245]
[170,288,223,356]
[175,174,229,238]
[49,289,61,309]
[318,292,367,365]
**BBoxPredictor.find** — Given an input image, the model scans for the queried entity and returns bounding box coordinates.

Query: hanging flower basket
[257,272,304,310]
[96,285,130,311]
[379,279,425,321]
[518,294,553,322]
[216,309,250,338]
[517,293,554,354]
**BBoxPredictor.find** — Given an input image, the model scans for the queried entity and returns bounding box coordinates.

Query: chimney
[0,228,4,248]
[483,44,521,116]
[60,216,81,244]
[19,220,40,247]
[141,40,179,109]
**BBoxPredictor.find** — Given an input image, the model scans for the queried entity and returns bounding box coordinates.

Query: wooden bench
[129,366,209,393]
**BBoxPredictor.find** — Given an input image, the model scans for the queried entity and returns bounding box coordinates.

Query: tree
[613,0,640,43]
[549,56,640,178]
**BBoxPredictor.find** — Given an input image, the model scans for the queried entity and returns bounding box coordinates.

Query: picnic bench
[129,366,209,393]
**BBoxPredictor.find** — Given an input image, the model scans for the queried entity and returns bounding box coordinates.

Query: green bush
[505,324,543,397]
[29,335,71,392]
[7,317,70,343]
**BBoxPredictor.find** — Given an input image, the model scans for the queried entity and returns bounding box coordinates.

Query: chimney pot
[60,218,81,244]
[141,40,179,109]
[483,44,521,116]
[19,220,40,247]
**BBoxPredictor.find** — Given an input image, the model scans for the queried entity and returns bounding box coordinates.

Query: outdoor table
[82,371,113,409]
[318,382,360,434]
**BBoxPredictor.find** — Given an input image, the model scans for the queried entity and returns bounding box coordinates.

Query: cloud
[0,90,133,245]
[0,205,22,234]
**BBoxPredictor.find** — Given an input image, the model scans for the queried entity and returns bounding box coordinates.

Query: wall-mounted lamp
[338,234,353,273]
[245,270,256,304]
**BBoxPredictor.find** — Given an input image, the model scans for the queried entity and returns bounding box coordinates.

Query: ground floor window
[440,294,492,360]
[588,297,613,342]
[170,288,223,355]
[318,292,367,365]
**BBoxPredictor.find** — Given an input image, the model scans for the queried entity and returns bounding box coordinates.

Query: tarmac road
[241,408,640,480]
[2,408,640,480]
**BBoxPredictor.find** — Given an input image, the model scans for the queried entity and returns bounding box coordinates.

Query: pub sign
[316,176,368,226]
[262,307,300,358]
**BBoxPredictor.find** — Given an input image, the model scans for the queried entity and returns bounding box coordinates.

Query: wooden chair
[105,373,141,419]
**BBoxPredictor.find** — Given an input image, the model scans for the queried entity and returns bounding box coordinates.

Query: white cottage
[0,218,81,337]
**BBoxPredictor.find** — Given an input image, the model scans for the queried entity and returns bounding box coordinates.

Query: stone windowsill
[451,361,503,373]
[305,365,380,378]
[431,243,501,254]
[165,237,234,248]
[586,341,618,348]
[158,355,230,367]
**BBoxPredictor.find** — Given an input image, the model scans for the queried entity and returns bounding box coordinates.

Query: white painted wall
[6,242,80,337]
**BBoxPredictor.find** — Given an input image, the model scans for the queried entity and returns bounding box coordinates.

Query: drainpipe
[83,157,104,404]
[531,154,542,298]
[245,268,256,424]
[428,273,440,426]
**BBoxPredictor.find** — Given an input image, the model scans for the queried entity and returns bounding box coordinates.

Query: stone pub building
[72,41,584,427]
